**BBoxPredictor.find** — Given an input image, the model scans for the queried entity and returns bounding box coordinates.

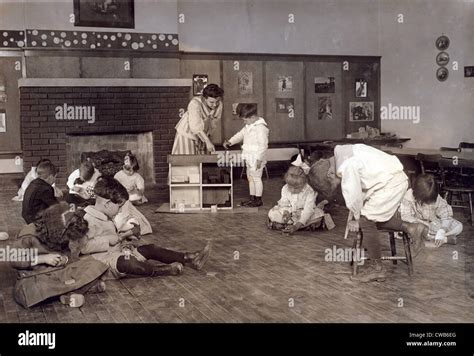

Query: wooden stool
[350,228,414,277]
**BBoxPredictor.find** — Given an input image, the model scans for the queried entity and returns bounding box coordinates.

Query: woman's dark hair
[125,153,140,171]
[34,202,88,253]
[413,174,438,204]
[202,84,224,99]
[94,176,129,204]
[237,103,258,119]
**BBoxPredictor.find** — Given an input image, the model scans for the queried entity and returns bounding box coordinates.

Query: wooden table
[381,147,474,162]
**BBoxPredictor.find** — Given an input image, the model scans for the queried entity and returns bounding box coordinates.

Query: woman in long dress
[172,84,224,155]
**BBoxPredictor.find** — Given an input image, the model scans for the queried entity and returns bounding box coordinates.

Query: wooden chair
[397,155,421,188]
[415,153,443,189]
[416,153,442,174]
[439,158,474,226]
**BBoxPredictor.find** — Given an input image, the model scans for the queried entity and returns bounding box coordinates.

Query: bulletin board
[264,61,305,142]
[305,61,343,140]
[221,60,264,142]
[343,61,380,134]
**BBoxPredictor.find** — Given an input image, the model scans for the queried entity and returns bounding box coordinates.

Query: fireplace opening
[66,132,155,186]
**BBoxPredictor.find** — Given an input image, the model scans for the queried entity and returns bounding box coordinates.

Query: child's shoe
[184,242,212,270]
[350,260,386,283]
[87,280,106,294]
[240,196,255,207]
[247,197,263,207]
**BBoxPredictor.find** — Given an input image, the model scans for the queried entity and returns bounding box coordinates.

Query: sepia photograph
[0,0,472,353]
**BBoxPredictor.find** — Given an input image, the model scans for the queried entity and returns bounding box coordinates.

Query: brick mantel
[19,80,191,200]
[19,78,192,87]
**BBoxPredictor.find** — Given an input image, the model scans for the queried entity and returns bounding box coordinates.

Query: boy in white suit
[308,144,427,282]
[223,104,269,207]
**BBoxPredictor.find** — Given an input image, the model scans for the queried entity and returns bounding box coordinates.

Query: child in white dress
[268,165,326,234]
[114,154,152,235]
[114,153,148,205]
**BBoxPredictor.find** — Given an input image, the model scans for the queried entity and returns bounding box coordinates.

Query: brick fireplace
[19,78,191,199]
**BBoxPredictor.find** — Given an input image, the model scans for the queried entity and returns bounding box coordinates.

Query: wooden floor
[0,175,473,323]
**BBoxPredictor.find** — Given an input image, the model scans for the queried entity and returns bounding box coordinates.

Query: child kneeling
[400,173,463,247]
[268,166,325,234]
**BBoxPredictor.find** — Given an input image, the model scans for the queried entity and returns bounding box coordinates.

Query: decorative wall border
[0,29,179,52]
[1,30,25,48]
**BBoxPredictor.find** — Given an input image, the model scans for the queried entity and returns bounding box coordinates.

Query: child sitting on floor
[10,202,108,308]
[80,177,211,280]
[22,161,59,224]
[114,153,148,206]
[268,164,327,235]
[66,159,101,207]
[13,158,63,202]
[399,173,463,247]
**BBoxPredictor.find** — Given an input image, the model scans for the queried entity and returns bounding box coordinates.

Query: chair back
[416,153,442,174]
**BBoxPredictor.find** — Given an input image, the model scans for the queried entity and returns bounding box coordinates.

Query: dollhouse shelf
[168,154,233,211]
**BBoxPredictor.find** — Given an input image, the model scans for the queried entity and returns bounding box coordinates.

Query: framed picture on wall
[435,35,450,51]
[355,78,367,98]
[73,0,135,28]
[349,102,374,122]
[317,97,333,120]
[193,74,208,96]
[436,67,449,81]
[276,98,294,115]
[465,66,474,77]
[314,77,335,93]
[238,72,253,95]
[436,52,450,66]
[278,76,293,92]
[0,110,6,133]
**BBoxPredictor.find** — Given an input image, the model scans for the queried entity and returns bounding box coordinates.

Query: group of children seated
[7,137,464,308]
[10,153,211,308]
